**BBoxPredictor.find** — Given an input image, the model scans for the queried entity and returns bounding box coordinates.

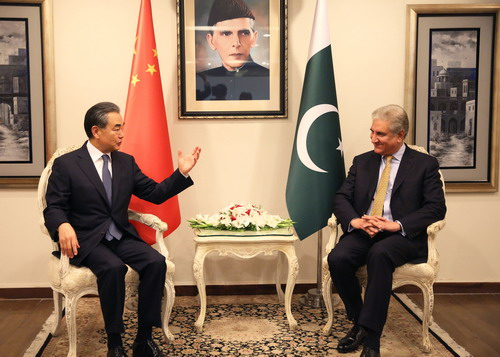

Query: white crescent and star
[296,104,343,173]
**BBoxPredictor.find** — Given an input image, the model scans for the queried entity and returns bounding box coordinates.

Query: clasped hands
[350,215,401,238]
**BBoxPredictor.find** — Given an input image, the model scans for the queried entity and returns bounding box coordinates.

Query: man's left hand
[178,146,202,176]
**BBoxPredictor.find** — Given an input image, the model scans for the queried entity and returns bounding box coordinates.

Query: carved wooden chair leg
[51,290,64,336]
[322,273,334,335]
[162,266,176,342]
[421,283,434,353]
[64,293,79,357]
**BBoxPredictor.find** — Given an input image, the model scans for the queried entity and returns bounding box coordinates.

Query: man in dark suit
[327,104,446,357]
[44,102,201,357]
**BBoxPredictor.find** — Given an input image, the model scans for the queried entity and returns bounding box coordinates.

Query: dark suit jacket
[333,145,446,259]
[43,143,193,266]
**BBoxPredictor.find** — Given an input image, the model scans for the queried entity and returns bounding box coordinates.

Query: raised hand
[178,146,202,176]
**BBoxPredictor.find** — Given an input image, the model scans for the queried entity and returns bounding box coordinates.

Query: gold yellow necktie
[370,155,393,217]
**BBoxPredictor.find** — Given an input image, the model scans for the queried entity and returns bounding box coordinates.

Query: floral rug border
[393,293,471,357]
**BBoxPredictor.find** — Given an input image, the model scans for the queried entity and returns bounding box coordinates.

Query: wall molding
[1,282,500,299]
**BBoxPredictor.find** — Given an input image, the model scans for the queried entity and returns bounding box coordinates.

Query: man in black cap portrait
[196,0,270,101]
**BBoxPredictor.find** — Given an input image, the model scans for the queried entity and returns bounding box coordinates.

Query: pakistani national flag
[286,0,345,240]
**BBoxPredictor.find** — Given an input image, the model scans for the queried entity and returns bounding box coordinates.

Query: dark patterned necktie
[102,155,122,240]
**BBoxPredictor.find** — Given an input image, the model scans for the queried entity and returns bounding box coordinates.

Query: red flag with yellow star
[121,0,180,245]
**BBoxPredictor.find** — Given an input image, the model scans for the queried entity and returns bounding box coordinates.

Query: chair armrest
[325,214,340,254]
[41,224,71,280]
[127,209,170,258]
[427,219,445,235]
[58,252,70,279]
[127,209,168,232]
[426,219,445,268]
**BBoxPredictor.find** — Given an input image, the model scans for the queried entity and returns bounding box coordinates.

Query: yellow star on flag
[152,48,158,57]
[131,74,140,86]
[146,64,157,76]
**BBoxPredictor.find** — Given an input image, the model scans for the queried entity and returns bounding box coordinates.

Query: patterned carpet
[26,294,469,356]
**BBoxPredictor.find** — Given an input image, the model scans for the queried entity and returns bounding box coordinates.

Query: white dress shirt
[86,141,112,180]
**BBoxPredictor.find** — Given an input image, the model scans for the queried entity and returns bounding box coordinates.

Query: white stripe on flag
[308,0,331,61]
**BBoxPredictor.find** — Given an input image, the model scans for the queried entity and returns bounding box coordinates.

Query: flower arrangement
[188,204,294,231]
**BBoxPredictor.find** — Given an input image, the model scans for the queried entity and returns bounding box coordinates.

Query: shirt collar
[385,143,405,162]
[394,143,406,161]
[86,140,110,163]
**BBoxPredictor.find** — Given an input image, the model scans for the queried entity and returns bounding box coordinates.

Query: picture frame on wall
[405,4,500,193]
[0,0,56,188]
[177,0,287,119]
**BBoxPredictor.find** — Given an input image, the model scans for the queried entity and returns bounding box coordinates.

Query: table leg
[283,246,299,330]
[275,252,285,303]
[193,247,208,332]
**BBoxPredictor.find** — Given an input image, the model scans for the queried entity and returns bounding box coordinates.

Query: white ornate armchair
[37,145,176,357]
[321,145,446,353]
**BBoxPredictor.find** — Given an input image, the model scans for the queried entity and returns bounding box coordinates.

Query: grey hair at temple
[84,102,120,139]
[371,104,409,138]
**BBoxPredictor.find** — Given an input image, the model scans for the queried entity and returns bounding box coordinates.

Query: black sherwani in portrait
[196,60,269,101]
[328,145,446,337]
[44,143,193,333]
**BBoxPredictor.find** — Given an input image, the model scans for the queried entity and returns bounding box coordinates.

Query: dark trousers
[81,235,166,334]
[327,230,419,335]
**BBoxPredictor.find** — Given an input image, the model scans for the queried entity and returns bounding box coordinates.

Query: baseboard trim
[1,282,499,299]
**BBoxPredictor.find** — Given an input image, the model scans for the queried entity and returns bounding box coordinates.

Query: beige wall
[1,0,499,288]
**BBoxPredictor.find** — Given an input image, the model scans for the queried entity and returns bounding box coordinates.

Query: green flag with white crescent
[286,0,345,240]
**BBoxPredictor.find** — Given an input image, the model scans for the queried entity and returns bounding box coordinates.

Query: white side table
[192,228,299,332]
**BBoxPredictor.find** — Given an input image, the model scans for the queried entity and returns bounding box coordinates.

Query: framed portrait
[177,0,287,119]
[405,4,500,193]
[0,0,56,188]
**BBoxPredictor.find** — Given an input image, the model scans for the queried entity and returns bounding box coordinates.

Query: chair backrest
[406,145,445,268]
[37,145,81,237]
[407,144,445,193]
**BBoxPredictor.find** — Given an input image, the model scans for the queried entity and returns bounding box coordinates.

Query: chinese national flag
[121,0,180,245]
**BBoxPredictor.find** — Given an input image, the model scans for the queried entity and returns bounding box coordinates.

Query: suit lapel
[392,145,415,195]
[366,152,381,200]
[76,145,109,206]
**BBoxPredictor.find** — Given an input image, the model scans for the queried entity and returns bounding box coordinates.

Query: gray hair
[84,102,120,139]
[371,104,409,138]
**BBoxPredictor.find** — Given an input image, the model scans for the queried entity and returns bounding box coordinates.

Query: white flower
[206,215,221,226]
[264,215,281,228]
[219,215,232,226]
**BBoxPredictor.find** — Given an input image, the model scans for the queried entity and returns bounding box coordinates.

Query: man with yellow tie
[327,104,446,357]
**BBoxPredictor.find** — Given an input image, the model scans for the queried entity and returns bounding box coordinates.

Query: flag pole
[299,230,325,307]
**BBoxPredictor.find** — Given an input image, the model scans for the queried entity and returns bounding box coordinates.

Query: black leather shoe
[360,346,381,357]
[107,346,127,357]
[132,339,164,357]
[337,324,367,353]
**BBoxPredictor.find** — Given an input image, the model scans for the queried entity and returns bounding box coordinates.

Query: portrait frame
[177,0,287,119]
[404,4,500,193]
[0,0,56,188]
